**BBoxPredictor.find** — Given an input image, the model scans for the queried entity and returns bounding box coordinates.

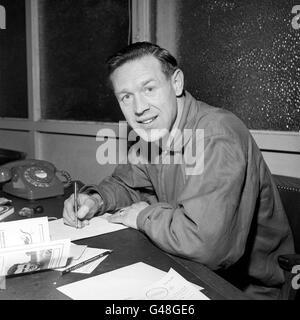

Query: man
[63,42,294,300]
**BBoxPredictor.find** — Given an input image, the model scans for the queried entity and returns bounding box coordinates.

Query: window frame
[0,0,299,160]
[0,0,147,157]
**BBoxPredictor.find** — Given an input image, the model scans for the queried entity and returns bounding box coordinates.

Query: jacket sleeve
[137,133,254,270]
[81,163,158,214]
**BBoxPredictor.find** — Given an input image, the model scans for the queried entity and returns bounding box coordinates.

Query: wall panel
[0,130,31,156]
[38,133,124,184]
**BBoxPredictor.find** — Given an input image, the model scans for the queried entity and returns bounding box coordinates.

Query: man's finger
[77,197,97,219]
[75,219,87,229]
[63,195,78,225]
[63,207,76,227]
[81,219,90,227]
[64,195,76,222]
[108,213,124,224]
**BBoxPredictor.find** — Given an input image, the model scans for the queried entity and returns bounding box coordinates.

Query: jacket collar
[162,90,198,154]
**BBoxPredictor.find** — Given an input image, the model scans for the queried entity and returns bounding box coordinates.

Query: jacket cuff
[137,203,171,231]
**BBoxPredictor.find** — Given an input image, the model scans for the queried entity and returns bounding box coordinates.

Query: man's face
[111,55,180,142]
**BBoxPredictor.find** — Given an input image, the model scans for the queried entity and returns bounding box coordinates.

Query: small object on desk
[18,205,44,218]
[0,197,12,206]
[61,250,113,275]
[18,207,34,218]
[34,205,44,214]
[0,205,14,221]
[74,182,78,229]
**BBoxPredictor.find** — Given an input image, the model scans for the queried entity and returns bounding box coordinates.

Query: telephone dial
[0,159,72,200]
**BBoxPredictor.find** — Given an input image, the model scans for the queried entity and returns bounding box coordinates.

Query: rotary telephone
[0,159,72,200]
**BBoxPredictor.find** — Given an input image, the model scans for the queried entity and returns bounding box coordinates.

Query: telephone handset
[0,159,72,200]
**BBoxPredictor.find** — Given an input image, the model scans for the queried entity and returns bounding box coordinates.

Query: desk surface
[0,188,249,300]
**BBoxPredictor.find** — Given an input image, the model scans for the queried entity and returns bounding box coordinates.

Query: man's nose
[134,95,150,115]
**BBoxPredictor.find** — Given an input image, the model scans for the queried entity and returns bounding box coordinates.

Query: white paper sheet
[69,243,87,260]
[49,215,127,242]
[57,262,208,300]
[57,247,110,274]
[0,217,50,248]
[131,268,210,300]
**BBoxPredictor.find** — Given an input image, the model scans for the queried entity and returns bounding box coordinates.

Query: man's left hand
[107,201,149,229]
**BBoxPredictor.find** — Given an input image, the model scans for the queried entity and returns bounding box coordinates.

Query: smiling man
[111,54,184,143]
[63,42,294,300]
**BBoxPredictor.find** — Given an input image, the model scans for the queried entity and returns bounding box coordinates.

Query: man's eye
[145,87,154,93]
[121,95,131,103]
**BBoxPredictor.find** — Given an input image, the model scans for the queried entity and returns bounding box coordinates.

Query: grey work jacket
[84,91,294,300]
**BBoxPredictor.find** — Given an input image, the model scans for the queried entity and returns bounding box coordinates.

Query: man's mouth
[137,115,158,125]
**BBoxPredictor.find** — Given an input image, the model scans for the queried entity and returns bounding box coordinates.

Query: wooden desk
[0,188,249,300]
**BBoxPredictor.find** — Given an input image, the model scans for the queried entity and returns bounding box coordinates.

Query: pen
[61,250,113,275]
[74,181,78,229]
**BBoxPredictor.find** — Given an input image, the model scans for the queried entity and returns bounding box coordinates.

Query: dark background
[0,0,28,118]
[176,0,299,131]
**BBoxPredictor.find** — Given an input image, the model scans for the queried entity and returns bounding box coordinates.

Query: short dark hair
[106,42,178,79]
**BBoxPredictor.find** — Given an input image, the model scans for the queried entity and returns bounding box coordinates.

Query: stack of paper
[57,262,210,300]
[0,213,127,277]
[47,214,127,274]
[0,217,70,276]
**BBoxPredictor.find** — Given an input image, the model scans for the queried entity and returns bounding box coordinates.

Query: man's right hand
[63,193,103,228]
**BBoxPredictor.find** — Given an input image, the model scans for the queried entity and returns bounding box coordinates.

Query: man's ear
[171,69,184,97]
